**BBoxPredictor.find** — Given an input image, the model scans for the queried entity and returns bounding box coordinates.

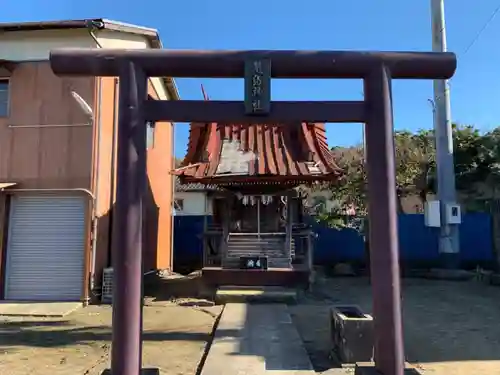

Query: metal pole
[257,196,261,239]
[111,61,148,375]
[431,0,460,266]
[364,65,405,375]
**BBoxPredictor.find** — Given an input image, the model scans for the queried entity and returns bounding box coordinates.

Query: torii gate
[50,49,456,375]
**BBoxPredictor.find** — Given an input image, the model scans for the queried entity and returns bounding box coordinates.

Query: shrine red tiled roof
[177,122,341,184]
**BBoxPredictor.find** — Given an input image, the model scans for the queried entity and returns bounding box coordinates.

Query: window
[146,121,155,149]
[0,80,9,117]
[174,199,184,211]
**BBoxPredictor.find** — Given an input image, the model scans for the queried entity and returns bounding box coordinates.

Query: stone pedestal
[101,368,159,375]
[354,362,422,374]
[425,268,474,281]
[330,305,374,364]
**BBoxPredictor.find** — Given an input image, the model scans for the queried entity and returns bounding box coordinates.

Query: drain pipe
[69,87,101,294]
[85,23,104,294]
[88,79,103,294]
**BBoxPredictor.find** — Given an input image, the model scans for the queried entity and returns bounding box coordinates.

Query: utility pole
[431,0,460,267]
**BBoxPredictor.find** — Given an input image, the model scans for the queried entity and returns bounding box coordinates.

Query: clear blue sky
[2,0,500,157]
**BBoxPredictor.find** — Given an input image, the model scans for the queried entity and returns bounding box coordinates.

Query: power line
[436,1,500,101]
[461,2,500,56]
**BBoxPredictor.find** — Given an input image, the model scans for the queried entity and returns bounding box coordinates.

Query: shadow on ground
[3,274,499,375]
[0,303,222,375]
[0,322,215,349]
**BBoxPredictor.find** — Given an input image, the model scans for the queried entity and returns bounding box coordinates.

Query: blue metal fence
[173,213,494,270]
[173,216,211,270]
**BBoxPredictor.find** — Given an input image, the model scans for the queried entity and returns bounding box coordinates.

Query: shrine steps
[215,286,297,304]
[223,234,295,269]
[202,267,309,288]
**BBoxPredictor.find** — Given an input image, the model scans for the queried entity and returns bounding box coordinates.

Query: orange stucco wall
[93,77,174,287]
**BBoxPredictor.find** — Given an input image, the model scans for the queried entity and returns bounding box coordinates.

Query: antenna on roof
[201,84,209,101]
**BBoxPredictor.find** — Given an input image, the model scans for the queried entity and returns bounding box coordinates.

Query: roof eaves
[0,19,92,32]
[100,19,158,37]
[175,177,220,192]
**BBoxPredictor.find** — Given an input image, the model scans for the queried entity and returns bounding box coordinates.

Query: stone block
[215,286,297,304]
[490,273,500,286]
[101,368,159,375]
[332,262,356,276]
[424,268,474,281]
[330,305,374,364]
[354,362,422,374]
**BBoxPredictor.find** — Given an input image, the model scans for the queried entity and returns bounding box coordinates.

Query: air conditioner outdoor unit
[101,267,113,304]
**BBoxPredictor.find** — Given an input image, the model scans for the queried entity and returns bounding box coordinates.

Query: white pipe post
[431,0,460,266]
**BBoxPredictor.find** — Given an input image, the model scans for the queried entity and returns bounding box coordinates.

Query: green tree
[317,124,500,228]
[329,145,367,216]
[324,130,435,221]
[393,130,435,210]
[451,125,500,208]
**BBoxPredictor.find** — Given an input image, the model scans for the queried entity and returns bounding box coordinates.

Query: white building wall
[0,28,170,100]
[0,29,95,61]
[174,192,213,216]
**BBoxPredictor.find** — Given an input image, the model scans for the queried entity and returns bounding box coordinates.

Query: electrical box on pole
[445,203,461,224]
[424,201,441,227]
[425,201,461,227]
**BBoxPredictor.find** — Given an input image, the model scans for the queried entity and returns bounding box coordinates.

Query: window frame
[0,79,10,118]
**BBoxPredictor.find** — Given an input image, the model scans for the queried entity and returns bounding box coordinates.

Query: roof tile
[178,122,341,184]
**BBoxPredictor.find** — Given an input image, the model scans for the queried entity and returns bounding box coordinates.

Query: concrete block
[102,368,159,375]
[331,305,374,364]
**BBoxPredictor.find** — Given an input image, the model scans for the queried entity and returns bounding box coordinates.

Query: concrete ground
[0,299,222,375]
[290,276,500,375]
[1,273,499,375]
[0,301,82,317]
[202,303,315,374]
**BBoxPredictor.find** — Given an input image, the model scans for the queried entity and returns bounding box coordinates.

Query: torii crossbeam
[50,49,456,375]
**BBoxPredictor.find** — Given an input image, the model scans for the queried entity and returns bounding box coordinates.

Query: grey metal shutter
[4,195,86,301]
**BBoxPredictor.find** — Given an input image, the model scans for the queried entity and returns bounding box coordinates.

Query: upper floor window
[146,121,155,149]
[0,80,9,117]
